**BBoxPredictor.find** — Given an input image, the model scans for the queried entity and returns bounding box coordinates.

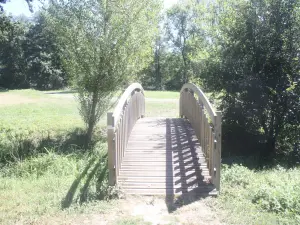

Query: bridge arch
[107,83,221,194]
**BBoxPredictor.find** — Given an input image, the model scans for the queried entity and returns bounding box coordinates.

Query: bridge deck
[118,117,217,196]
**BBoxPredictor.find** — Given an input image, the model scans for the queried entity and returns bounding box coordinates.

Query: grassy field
[0,89,299,224]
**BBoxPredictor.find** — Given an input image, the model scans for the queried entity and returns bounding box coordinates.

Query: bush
[251,168,300,215]
[222,164,254,187]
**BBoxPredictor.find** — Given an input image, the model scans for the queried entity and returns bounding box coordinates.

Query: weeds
[217,164,300,225]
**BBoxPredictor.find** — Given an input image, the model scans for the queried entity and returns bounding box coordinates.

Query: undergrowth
[0,144,122,224]
[215,164,300,225]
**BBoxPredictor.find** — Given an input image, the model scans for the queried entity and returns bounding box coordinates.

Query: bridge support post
[214,111,222,192]
[107,112,116,185]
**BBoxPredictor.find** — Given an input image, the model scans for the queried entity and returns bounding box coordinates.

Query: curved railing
[107,83,145,185]
[180,83,222,191]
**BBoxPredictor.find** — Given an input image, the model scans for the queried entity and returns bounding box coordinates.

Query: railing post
[179,91,183,118]
[214,111,222,192]
[107,112,116,186]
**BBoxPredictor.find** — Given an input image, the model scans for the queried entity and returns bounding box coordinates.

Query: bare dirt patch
[126,196,222,225]
[28,196,222,225]
[0,93,38,106]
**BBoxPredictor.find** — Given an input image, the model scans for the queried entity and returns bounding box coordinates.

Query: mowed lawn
[0,89,180,224]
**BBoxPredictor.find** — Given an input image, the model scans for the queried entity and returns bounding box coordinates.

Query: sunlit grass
[1,89,299,224]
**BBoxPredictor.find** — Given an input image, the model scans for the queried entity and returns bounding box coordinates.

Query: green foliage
[218,164,300,224]
[251,167,300,214]
[202,0,300,160]
[0,12,29,89]
[47,0,162,144]
[0,12,67,90]
[222,164,253,187]
[24,13,67,90]
[1,150,84,178]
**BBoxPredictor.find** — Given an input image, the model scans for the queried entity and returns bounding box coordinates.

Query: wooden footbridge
[107,83,221,196]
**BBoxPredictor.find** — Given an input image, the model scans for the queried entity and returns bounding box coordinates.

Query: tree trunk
[86,91,98,147]
[261,137,276,161]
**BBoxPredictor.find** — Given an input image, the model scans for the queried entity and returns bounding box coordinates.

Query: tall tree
[24,12,67,90]
[165,0,199,85]
[0,13,29,88]
[47,0,161,145]
[203,0,300,160]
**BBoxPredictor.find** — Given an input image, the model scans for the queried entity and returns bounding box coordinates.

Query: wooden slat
[118,118,214,195]
[108,82,221,196]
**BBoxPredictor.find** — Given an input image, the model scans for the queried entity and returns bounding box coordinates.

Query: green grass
[1,89,299,224]
[144,90,179,99]
[210,164,300,225]
[0,89,181,224]
[145,100,179,118]
[115,217,151,225]
[0,150,112,224]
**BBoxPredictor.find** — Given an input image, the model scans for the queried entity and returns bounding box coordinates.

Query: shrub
[251,168,300,215]
[221,164,254,187]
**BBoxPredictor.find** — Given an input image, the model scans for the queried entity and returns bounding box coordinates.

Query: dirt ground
[34,196,222,225]
[0,93,38,106]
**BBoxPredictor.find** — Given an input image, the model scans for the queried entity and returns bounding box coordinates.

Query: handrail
[111,83,144,128]
[180,83,222,192]
[180,83,216,122]
[107,83,145,185]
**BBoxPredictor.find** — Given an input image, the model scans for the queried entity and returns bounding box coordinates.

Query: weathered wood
[107,83,145,186]
[112,83,144,127]
[108,82,221,195]
[179,83,222,192]
[107,112,115,185]
[117,118,215,195]
[214,111,222,191]
[180,83,216,119]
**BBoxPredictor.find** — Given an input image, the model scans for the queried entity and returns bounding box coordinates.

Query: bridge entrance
[107,83,221,196]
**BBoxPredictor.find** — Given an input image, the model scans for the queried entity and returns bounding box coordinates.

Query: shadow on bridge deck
[165,118,215,212]
[118,117,217,212]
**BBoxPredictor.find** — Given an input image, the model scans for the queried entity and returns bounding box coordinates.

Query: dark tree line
[0,12,67,90]
[202,0,300,163]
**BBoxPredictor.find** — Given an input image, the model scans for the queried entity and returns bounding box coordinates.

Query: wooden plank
[120,164,208,170]
[115,117,216,196]
[119,170,210,177]
[123,187,217,195]
[120,184,214,190]
[118,176,211,182]
[121,161,207,166]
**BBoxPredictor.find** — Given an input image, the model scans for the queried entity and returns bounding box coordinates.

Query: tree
[47,0,161,145]
[24,12,67,90]
[203,0,300,161]
[165,0,203,85]
[0,12,29,89]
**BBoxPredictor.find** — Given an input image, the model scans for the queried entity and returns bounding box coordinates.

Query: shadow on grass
[0,127,106,164]
[44,90,77,95]
[61,153,108,209]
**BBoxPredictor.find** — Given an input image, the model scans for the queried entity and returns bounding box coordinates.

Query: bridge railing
[180,83,222,191]
[107,83,145,185]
